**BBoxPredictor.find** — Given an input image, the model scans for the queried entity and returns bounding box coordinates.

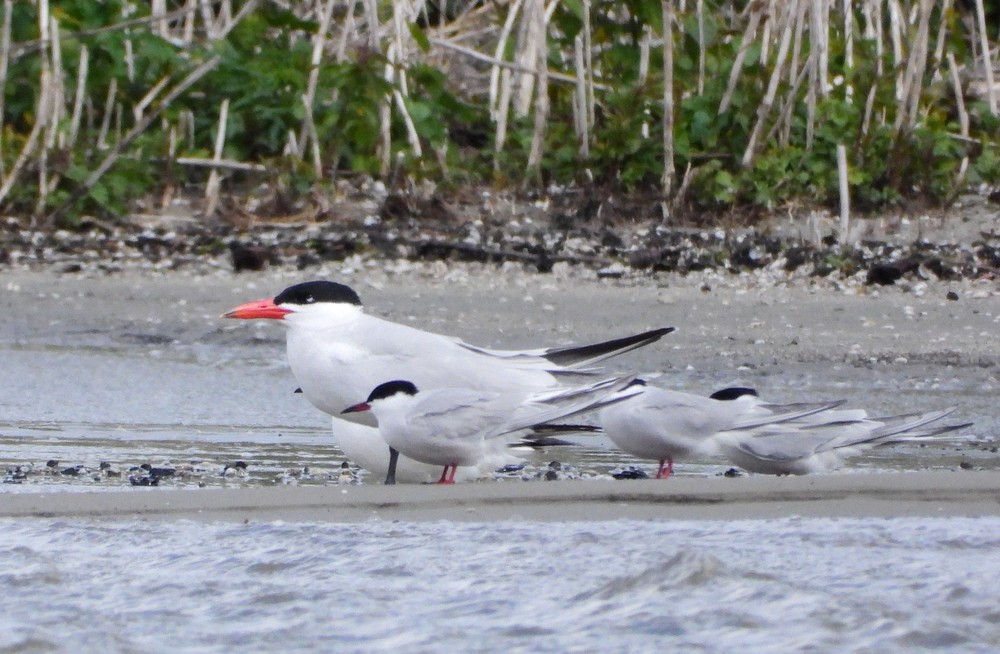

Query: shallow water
[1,516,999,652]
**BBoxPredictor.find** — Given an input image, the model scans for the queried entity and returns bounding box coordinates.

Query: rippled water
[1,517,999,652]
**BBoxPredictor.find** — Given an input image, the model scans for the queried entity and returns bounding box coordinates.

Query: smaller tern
[600,381,841,478]
[713,397,972,475]
[343,376,638,484]
[601,383,972,477]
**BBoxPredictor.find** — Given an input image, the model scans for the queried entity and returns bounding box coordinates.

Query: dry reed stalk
[47,56,220,225]
[177,157,266,172]
[804,32,816,146]
[48,16,66,150]
[152,0,168,37]
[639,25,651,139]
[843,0,854,104]
[358,0,390,174]
[133,76,171,122]
[390,0,424,160]
[743,0,798,167]
[973,0,998,114]
[894,0,932,134]
[0,77,50,206]
[114,100,122,143]
[183,0,196,43]
[583,0,594,129]
[433,36,607,88]
[181,109,195,151]
[674,161,694,206]
[861,81,877,135]
[781,0,808,146]
[68,45,88,147]
[206,98,230,215]
[515,0,544,118]
[770,59,809,146]
[300,0,338,160]
[219,0,233,27]
[11,3,202,58]
[489,0,524,121]
[718,5,763,113]
[299,93,322,176]
[931,0,952,70]
[836,143,850,245]
[216,0,258,41]
[333,3,356,62]
[861,0,882,74]
[392,84,423,159]
[888,0,904,103]
[662,0,675,200]
[284,129,299,157]
[97,78,117,150]
[199,0,218,39]
[124,36,135,82]
[526,0,548,179]
[947,52,970,190]
[36,0,52,217]
[574,34,589,156]
[855,2,881,134]
[760,0,773,64]
[0,0,11,180]
[811,0,829,97]
[696,0,705,95]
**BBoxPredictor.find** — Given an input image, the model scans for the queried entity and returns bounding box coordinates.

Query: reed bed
[0,0,997,231]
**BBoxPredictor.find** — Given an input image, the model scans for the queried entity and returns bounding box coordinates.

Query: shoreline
[3,471,1000,522]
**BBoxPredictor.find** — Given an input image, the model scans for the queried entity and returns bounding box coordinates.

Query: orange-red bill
[341,402,371,414]
[222,298,292,320]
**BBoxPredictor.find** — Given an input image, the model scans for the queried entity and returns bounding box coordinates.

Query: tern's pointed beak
[222,298,292,320]
[341,402,371,414]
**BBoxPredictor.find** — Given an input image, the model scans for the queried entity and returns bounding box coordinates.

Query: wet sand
[3,471,1000,521]
[2,266,998,520]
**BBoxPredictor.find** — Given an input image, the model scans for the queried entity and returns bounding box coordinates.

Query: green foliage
[2,0,1000,226]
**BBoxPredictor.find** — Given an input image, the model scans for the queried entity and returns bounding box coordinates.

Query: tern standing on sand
[601,383,969,477]
[224,280,674,482]
[343,376,639,484]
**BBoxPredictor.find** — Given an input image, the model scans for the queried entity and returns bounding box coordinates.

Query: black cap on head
[274,281,362,307]
[366,380,419,402]
[709,387,759,401]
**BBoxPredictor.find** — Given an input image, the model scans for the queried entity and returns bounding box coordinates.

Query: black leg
[384,447,399,485]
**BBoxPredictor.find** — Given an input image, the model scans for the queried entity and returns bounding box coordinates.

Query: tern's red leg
[655,457,674,479]
[437,464,456,485]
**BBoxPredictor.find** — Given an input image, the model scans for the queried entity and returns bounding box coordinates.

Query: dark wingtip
[544,327,675,367]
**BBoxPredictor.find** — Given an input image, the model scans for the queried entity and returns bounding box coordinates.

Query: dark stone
[612,466,650,480]
[866,263,904,286]
[229,242,274,272]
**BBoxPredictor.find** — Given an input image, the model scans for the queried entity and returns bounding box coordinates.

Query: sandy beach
[2,265,998,519]
[2,470,1000,521]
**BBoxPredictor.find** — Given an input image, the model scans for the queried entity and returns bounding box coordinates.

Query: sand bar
[3,470,999,522]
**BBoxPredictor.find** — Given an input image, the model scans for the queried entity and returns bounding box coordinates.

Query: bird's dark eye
[305,295,315,303]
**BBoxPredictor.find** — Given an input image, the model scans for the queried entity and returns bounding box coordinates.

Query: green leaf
[409,24,431,53]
